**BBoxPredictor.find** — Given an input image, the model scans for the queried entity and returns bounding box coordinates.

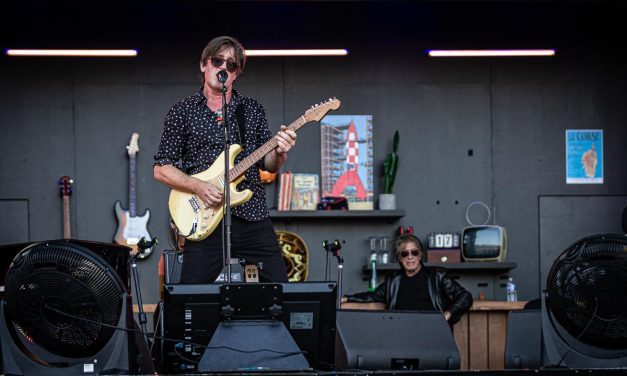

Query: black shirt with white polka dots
[154,88,272,221]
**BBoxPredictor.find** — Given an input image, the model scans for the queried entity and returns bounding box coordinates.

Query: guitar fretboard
[63,196,71,238]
[129,154,136,217]
[228,115,307,182]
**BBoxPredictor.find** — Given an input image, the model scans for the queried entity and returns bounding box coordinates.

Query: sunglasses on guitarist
[209,56,238,73]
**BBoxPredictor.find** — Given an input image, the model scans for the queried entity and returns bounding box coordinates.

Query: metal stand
[219,72,235,283]
[323,241,330,281]
[322,239,344,309]
[130,237,156,343]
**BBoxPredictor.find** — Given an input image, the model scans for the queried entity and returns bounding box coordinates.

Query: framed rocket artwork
[320,115,374,210]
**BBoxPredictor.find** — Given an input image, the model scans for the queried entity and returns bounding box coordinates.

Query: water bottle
[506,277,518,302]
[369,259,378,292]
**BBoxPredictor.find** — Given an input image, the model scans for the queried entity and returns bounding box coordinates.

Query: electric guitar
[114,132,154,259]
[169,98,341,242]
[58,176,73,239]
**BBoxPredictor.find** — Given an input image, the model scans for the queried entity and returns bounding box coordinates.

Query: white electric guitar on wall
[169,98,341,242]
[114,132,154,259]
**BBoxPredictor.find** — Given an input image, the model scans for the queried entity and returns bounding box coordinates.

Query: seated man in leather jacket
[342,234,473,324]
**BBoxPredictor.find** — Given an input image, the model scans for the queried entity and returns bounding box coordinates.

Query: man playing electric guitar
[154,36,297,283]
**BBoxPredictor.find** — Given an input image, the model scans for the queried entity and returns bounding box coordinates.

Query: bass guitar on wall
[169,98,341,242]
[114,132,154,259]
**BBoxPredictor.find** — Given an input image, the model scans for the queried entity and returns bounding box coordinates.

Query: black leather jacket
[345,265,473,324]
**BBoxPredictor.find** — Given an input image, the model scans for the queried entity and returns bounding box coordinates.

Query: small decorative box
[427,249,461,263]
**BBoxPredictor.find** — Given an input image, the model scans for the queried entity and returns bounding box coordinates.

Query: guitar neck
[62,196,71,239]
[129,154,137,217]
[229,115,307,182]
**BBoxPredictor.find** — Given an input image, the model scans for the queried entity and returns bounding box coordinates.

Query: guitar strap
[235,99,246,145]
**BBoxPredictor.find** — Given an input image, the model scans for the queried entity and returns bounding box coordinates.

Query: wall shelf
[270,209,405,223]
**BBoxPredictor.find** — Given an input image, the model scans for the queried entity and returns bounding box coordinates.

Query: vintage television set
[461,225,508,262]
[157,282,336,373]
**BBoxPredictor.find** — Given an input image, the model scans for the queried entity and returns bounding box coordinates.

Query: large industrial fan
[542,233,627,367]
[0,241,142,375]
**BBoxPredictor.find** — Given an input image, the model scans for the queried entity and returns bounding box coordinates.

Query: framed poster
[320,115,374,209]
[566,129,603,184]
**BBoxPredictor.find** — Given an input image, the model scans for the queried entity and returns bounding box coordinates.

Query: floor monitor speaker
[504,309,542,369]
[335,310,460,370]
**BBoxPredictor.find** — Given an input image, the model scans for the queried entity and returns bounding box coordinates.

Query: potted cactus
[379,130,399,210]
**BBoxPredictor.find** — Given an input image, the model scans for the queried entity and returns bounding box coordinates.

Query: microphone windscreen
[217,70,228,83]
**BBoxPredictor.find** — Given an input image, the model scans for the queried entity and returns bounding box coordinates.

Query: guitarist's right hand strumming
[154,164,224,209]
[191,177,223,208]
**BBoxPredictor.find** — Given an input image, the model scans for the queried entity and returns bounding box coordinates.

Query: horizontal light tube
[427,49,555,57]
[6,49,138,57]
[245,49,348,56]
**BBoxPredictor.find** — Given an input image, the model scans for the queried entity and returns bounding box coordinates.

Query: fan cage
[4,242,126,359]
[547,234,627,350]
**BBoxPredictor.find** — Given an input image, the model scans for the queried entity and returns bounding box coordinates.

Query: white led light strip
[6,49,138,57]
[245,49,348,56]
[428,49,555,57]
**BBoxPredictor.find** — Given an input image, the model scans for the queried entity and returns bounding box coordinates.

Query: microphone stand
[130,237,157,343]
[323,241,330,281]
[219,71,234,283]
[323,240,344,309]
[335,252,344,309]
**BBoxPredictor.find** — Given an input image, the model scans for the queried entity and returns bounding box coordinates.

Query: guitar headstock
[127,132,140,156]
[303,98,341,122]
[58,176,74,197]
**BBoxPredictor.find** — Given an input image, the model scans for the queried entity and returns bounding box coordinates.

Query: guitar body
[169,144,253,242]
[114,200,153,254]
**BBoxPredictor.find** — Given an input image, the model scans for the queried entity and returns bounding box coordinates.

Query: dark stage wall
[1,2,626,308]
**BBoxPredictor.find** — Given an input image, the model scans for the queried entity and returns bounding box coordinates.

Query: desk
[339,300,526,370]
[455,300,526,370]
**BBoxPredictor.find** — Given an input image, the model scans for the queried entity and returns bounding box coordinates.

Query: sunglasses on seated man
[400,249,420,258]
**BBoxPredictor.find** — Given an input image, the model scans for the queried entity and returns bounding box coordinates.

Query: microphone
[322,239,342,254]
[217,70,228,84]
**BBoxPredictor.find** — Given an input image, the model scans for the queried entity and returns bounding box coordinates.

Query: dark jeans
[180,216,288,283]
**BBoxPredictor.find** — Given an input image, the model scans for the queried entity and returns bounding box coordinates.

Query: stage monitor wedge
[504,309,542,369]
[336,310,460,370]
